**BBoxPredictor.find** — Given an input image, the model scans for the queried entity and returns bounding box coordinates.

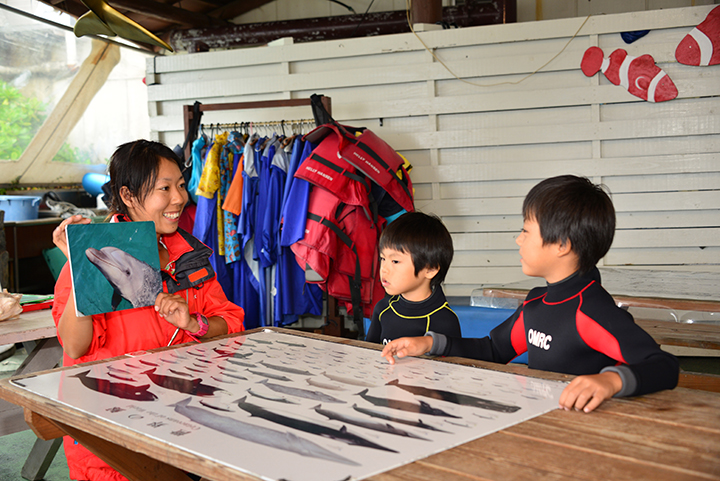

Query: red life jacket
[304,122,414,214]
[290,186,384,318]
[292,124,414,328]
[294,127,373,221]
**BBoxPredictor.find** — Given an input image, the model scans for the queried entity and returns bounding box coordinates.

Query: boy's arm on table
[381,306,523,364]
[579,298,680,398]
[558,351,679,413]
[564,298,680,412]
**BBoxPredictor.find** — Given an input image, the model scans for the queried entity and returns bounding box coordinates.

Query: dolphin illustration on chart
[172,398,358,466]
[72,370,157,402]
[306,377,346,391]
[235,398,397,453]
[247,387,299,404]
[386,379,520,413]
[314,405,429,441]
[357,389,460,418]
[322,371,377,388]
[142,368,226,397]
[351,404,450,433]
[247,369,292,382]
[259,379,346,403]
[259,360,313,376]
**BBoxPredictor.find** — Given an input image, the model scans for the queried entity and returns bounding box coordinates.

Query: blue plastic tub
[0,195,41,222]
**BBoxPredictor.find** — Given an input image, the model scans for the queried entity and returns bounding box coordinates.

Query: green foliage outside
[0,80,95,164]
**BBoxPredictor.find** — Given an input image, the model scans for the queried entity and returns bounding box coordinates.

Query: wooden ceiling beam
[106,0,230,27]
[38,0,87,18]
[208,0,275,21]
[187,0,227,7]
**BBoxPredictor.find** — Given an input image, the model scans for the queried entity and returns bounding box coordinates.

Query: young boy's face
[379,248,436,302]
[516,218,565,281]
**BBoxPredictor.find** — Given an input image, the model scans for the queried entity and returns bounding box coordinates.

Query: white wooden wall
[147,5,720,298]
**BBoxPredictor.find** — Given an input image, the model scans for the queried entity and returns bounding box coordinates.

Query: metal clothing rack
[182,97,331,161]
[181,96,351,338]
[202,119,316,132]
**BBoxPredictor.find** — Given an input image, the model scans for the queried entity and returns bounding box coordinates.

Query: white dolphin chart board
[12,330,567,481]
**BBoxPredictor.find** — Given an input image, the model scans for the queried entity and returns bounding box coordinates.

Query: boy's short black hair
[379,212,453,290]
[523,175,615,275]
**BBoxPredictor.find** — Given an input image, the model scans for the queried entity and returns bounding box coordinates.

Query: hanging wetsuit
[280,140,315,246]
[222,132,242,263]
[193,135,233,298]
[187,135,206,205]
[237,136,262,329]
[275,137,323,326]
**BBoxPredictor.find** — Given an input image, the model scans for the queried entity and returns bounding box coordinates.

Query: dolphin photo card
[66,221,162,316]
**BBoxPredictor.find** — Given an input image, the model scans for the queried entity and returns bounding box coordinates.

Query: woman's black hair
[379,212,454,290]
[522,175,615,275]
[108,140,183,216]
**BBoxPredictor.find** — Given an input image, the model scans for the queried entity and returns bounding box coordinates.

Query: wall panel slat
[149,5,720,298]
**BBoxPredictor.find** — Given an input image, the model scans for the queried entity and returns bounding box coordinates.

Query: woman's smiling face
[123,157,188,238]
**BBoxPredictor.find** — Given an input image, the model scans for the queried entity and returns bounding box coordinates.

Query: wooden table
[0,308,60,434]
[0,308,63,481]
[1,328,719,481]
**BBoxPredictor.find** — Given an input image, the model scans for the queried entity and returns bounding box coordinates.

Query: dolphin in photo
[85,246,162,310]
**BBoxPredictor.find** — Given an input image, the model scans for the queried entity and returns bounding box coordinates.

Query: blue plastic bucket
[0,195,41,221]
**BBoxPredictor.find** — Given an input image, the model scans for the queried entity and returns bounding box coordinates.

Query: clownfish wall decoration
[580,46,678,103]
[675,5,720,67]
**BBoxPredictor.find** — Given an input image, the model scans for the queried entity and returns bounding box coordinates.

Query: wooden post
[411,0,442,25]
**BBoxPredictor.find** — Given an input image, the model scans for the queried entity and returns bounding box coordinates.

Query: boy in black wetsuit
[381,175,679,413]
[366,212,461,345]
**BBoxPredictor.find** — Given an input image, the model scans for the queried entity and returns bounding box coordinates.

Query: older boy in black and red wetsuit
[381,175,679,413]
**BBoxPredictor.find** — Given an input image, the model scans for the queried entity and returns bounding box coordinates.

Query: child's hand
[559,371,623,413]
[381,336,433,364]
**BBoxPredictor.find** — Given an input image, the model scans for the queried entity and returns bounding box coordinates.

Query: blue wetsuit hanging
[222,132,242,263]
[256,135,278,269]
[188,135,206,205]
[280,140,315,246]
[262,141,289,269]
[237,136,264,328]
[275,137,323,326]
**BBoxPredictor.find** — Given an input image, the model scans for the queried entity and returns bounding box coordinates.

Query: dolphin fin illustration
[111,290,123,310]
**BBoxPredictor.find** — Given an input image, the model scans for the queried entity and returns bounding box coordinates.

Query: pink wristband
[187,312,209,341]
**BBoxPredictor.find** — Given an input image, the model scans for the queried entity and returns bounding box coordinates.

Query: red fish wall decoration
[675,5,720,66]
[581,46,678,102]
